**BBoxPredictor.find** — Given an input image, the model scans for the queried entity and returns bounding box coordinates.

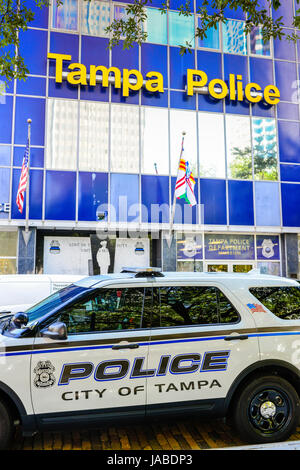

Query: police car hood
[0,304,32,315]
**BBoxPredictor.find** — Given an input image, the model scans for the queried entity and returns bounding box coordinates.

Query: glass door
[232,264,254,273]
[205,262,255,273]
[207,264,228,272]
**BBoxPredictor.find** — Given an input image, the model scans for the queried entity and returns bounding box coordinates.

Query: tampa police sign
[48,52,280,105]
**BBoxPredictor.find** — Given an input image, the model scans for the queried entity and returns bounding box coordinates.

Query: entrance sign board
[204,234,255,260]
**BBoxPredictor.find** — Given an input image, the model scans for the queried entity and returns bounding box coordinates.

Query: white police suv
[0,268,300,448]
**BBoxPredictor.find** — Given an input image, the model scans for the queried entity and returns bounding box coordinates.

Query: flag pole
[25,118,32,233]
[169,131,186,237]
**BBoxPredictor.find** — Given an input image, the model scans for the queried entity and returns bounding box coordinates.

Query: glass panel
[110,173,139,223]
[258,261,280,276]
[46,99,78,170]
[205,234,255,260]
[169,11,195,48]
[233,264,253,273]
[250,26,271,56]
[249,286,300,319]
[0,145,11,166]
[252,118,278,181]
[141,107,169,175]
[81,0,111,37]
[207,264,228,272]
[52,0,78,30]
[0,258,16,274]
[114,4,128,21]
[145,8,167,44]
[226,115,252,180]
[170,109,197,176]
[0,168,10,221]
[222,20,247,55]
[111,104,140,173]
[177,260,203,272]
[198,113,225,178]
[218,289,240,323]
[25,285,86,324]
[58,287,145,333]
[255,182,281,226]
[79,101,109,172]
[151,286,238,327]
[177,232,203,260]
[198,18,219,49]
[0,231,17,257]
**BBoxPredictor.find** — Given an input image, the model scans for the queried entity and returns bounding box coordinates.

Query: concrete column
[162,234,176,271]
[17,227,36,274]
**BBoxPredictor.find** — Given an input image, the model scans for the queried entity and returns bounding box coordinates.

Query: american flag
[247,303,266,313]
[16,139,30,214]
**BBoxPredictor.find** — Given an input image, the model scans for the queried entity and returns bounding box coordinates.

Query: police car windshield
[25,285,87,325]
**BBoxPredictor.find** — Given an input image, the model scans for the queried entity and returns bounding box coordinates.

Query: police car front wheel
[233,375,300,444]
[0,399,14,449]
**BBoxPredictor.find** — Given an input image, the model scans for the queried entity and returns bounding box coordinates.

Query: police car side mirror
[41,322,67,341]
[12,312,28,329]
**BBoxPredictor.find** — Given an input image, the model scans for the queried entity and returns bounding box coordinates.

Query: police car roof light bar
[121,267,164,278]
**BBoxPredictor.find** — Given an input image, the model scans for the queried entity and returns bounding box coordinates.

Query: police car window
[151,286,239,328]
[57,288,148,334]
[25,285,86,324]
[249,286,300,320]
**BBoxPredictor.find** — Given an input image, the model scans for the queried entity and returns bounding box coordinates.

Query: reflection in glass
[177,260,203,272]
[79,101,109,171]
[250,26,271,56]
[233,264,253,273]
[0,258,16,274]
[170,109,197,176]
[59,288,144,333]
[0,232,17,257]
[145,8,167,44]
[141,107,169,174]
[252,118,278,181]
[226,115,252,179]
[111,104,140,173]
[46,99,78,170]
[198,18,219,49]
[114,4,130,21]
[222,20,247,54]
[250,286,300,319]
[198,113,225,178]
[177,232,202,260]
[52,0,78,30]
[258,261,280,276]
[207,264,228,272]
[81,0,110,36]
[169,11,195,48]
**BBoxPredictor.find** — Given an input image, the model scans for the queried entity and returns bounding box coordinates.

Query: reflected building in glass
[0,0,300,278]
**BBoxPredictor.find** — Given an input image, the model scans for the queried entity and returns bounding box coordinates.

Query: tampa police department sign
[48,52,280,105]
[0,203,10,213]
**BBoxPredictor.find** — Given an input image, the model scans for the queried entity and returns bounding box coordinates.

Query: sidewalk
[217,440,300,450]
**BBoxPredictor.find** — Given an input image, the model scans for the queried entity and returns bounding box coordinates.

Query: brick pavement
[8,418,300,450]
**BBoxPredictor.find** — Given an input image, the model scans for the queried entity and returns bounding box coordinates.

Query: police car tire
[233,375,300,444]
[0,400,13,450]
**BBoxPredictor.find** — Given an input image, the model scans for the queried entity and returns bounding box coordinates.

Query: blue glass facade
[0,0,300,276]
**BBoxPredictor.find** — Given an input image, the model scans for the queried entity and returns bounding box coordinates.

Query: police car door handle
[112,343,140,350]
[224,334,249,341]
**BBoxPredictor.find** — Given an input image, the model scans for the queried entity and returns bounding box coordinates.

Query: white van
[0,274,85,315]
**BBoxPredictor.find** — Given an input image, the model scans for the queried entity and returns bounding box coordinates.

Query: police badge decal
[33,361,56,388]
